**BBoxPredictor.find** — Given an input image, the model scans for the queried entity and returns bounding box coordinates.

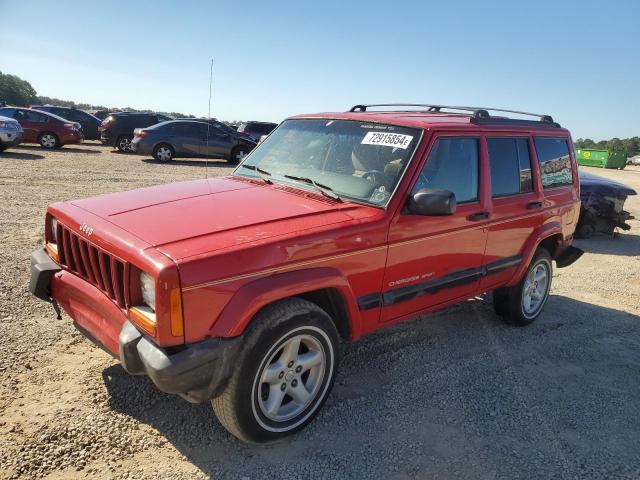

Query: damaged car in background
[577,171,636,238]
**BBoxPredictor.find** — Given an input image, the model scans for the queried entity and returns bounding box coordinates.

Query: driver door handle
[468,211,489,221]
[527,201,543,209]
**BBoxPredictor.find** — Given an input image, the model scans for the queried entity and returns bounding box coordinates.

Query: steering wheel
[362,169,386,185]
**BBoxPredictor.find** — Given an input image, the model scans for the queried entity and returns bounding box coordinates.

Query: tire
[39,132,59,149]
[229,145,249,164]
[212,298,339,443]
[116,135,133,152]
[153,144,174,162]
[494,247,552,326]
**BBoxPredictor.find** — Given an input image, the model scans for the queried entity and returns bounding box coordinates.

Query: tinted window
[0,108,16,117]
[413,137,479,203]
[15,110,49,123]
[487,138,533,196]
[534,138,572,188]
[179,123,205,137]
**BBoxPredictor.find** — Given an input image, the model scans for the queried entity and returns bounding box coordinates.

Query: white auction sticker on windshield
[361,131,413,149]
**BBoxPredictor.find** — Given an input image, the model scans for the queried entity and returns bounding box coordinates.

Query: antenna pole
[205,58,213,177]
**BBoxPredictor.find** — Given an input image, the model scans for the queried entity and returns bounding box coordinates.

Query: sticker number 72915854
[361,131,414,149]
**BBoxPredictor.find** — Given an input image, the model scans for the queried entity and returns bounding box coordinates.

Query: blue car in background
[31,105,102,140]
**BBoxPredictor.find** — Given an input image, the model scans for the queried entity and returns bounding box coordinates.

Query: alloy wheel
[235,149,248,162]
[522,261,550,318]
[119,137,132,151]
[254,332,327,425]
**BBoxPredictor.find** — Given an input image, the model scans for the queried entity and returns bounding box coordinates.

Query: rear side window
[534,138,573,188]
[413,137,479,203]
[487,138,533,196]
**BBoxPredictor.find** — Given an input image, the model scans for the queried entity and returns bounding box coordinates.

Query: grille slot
[57,225,128,308]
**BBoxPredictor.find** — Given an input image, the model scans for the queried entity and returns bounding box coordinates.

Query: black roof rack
[348,104,559,127]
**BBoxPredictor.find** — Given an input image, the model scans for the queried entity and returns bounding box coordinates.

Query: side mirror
[408,188,456,216]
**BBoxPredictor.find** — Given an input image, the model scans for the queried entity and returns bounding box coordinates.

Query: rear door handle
[468,211,489,221]
[527,201,543,209]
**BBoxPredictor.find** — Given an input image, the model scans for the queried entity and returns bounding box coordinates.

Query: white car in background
[0,115,23,152]
[627,155,640,166]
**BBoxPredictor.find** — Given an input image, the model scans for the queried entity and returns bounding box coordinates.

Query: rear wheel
[153,144,174,162]
[494,247,552,326]
[116,135,133,152]
[212,298,339,443]
[39,132,59,149]
[229,145,249,164]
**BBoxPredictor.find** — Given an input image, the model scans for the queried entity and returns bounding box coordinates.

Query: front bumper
[29,249,242,403]
[58,130,83,145]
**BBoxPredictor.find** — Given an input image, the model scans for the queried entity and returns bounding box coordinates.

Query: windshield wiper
[239,164,273,184]
[283,174,342,201]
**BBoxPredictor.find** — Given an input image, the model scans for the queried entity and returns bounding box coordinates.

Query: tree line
[2,71,637,151]
[0,71,244,123]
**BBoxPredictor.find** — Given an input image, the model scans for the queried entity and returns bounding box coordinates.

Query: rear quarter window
[534,137,573,188]
[487,137,534,197]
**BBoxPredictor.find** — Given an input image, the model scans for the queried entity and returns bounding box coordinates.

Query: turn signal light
[129,307,157,336]
[45,243,59,263]
[170,288,184,337]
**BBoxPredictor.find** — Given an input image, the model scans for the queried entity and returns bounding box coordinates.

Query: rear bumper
[29,249,242,403]
[100,130,115,146]
[0,130,23,147]
[130,138,153,155]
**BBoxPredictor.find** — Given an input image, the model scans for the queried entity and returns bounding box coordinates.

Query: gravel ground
[0,142,639,479]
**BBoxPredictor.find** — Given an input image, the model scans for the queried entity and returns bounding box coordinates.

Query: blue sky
[1,0,638,139]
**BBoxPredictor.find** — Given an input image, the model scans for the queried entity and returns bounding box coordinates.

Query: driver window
[412,137,479,203]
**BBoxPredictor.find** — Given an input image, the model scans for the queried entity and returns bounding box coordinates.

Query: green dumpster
[576,148,627,169]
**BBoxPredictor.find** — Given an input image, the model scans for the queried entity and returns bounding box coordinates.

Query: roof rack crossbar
[348,103,555,124]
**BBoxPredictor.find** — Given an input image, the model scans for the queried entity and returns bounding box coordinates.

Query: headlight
[50,217,58,243]
[140,272,156,311]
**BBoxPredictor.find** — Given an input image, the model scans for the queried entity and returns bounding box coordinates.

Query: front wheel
[494,247,552,326]
[212,298,339,443]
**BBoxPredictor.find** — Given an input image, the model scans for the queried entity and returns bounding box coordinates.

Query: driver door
[381,135,489,322]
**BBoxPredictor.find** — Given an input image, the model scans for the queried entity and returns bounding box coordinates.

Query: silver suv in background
[237,121,277,142]
[0,115,23,152]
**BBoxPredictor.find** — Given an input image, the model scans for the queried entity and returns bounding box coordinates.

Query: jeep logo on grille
[80,223,94,236]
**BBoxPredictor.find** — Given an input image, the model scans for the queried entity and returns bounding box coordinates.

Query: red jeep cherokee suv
[30,104,583,442]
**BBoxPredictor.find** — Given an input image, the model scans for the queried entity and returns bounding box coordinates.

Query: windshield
[233,118,421,207]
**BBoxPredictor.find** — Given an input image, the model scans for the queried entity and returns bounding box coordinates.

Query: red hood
[70,177,368,260]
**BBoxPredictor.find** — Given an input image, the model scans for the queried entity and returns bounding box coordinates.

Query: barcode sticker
[361,132,413,149]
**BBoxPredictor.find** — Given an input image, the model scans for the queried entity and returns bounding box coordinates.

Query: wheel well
[154,142,174,152]
[539,234,562,258]
[298,288,351,340]
[38,131,57,140]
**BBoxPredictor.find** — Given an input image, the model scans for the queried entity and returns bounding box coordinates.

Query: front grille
[57,224,128,308]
